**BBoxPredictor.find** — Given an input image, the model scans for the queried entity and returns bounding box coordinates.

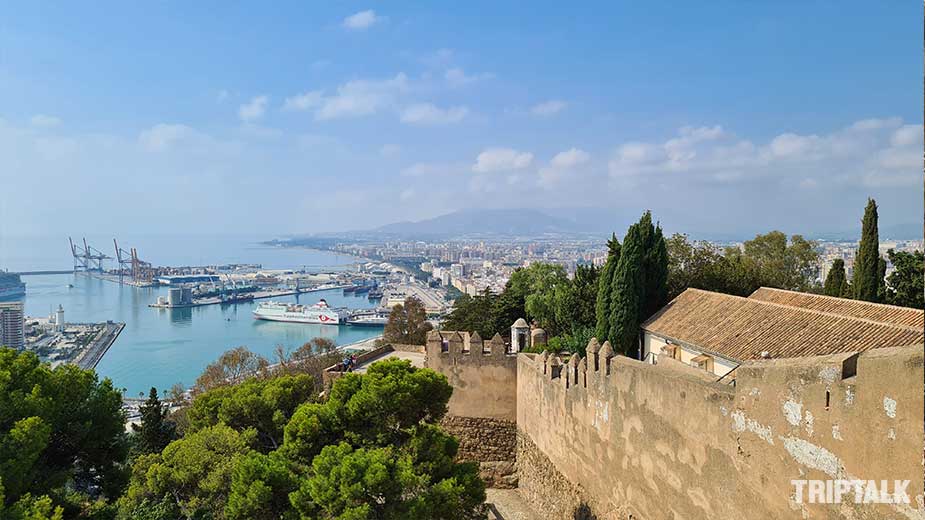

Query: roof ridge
[751,286,925,315]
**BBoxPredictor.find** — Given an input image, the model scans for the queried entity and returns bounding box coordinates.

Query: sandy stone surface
[485,489,540,520]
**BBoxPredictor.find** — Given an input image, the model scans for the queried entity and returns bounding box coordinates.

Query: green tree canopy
[723,231,820,294]
[118,424,256,519]
[440,290,497,338]
[383,297,433,345]
[120,358,484,520]
[186,374,316,452]
[553,264,599,335]
[823,259,851,298]
[131,387,177,457]
[885,249,924,309]
[0,349,128,515]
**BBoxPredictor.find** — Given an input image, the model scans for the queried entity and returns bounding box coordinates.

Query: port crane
[113,239,154,284]
[69,237,111,272]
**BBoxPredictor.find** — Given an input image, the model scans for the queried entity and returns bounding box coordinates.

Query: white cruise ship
[252,299,346,325]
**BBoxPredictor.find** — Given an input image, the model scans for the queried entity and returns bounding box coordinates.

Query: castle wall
[516,345,925,520]
[426,331,519,488]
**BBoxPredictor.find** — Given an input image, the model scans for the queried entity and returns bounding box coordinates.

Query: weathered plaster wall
[516,345,925,520]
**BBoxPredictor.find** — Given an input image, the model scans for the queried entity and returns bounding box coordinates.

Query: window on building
[690,353,714,373]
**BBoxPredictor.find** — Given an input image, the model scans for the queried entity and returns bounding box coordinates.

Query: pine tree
[608,212,669,357]
[594,234,620,342]
[852,198,881,302]
[823,259,849,297]
[132,387,177,456]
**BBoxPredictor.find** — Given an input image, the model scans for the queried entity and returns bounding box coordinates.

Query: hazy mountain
[372,208,599,237]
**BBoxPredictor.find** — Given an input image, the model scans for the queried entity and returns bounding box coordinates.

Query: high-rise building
[0,301,25,350]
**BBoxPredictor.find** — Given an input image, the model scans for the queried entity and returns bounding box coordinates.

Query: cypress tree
[852,198,881,302]
[641,223,669,319]
[608,212,669,357]
[823,259,849,297]
[132,387,177,455]
[594,234,620,342]
[609,223,644,354]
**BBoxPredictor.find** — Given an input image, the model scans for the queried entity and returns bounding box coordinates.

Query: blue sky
[1,2,922,237]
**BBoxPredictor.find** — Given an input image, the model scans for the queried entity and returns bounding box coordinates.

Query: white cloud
[607,118,922,188]
[343,10,380,30]
[400,162,461,177]
[399,103,468,125]
[283,91,324,111]
[531,100,567,117]
[239,95,268,122]
[538,148,591,189]
[138,124,199,151]
[30,114,61,128]
[443,68,490,87]
[472,147,533,173]
[550,148,590,169]
[444,68,474,87]
[315,74,408,120]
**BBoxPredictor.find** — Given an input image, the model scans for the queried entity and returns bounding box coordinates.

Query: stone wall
[425,330,517,421]
[424,330,520,488]
[441,415,518,488]
[516,344,925,520]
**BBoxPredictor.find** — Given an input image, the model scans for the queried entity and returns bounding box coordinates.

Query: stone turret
[511,318,529,352]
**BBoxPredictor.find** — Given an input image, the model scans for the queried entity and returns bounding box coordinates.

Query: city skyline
[1,2,922,238]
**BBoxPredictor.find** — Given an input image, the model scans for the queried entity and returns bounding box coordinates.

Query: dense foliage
[118,358,484,519]
[0,348,128,519]
[606,211,669,356]
[594,235,621,340]
[885,249,924,309]
[383,296,433,345]
[823,259,850,298]
[131,388,177,457]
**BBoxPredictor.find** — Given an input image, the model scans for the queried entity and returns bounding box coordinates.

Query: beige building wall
[643,331,738,377]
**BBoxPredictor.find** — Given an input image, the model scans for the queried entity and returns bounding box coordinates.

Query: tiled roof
[748,287,924,329]
[641,288,924,362]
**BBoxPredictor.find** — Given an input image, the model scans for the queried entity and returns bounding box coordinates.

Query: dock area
[147,285,349,309]
[74,322,125,369]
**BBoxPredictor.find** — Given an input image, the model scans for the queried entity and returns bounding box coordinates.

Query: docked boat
[0,272,25,299]
[346,311,389,327]
[252,299,346,325]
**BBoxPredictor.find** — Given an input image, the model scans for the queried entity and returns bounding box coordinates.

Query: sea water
[2,234,383,396]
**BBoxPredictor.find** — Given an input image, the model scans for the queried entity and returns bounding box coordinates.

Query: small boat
[346,311,389,327]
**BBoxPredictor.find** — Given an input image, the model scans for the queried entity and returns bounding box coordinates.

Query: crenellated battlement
[425,330,516,367]
[515,336,924,520]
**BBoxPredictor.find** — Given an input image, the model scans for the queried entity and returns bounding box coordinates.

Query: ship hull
[253,313,342,325]
[0,286,25,300]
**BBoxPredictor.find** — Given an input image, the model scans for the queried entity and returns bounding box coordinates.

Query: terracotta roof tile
[748,287,924,329]
[641,288,924,362]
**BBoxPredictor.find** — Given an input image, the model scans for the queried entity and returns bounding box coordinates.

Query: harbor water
[2,235,383,396]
